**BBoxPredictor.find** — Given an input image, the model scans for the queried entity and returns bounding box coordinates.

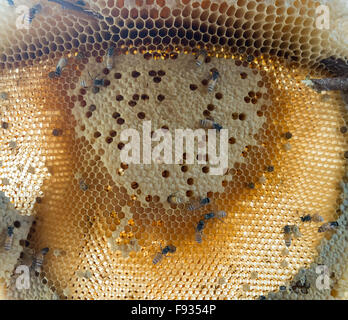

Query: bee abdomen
[208,83,215,93]
[152,253,163,265]
[195,59,203,66]
[195,231,203,244]
[33,257,43,272]
[199,119,207,127]
[106,48,114,70]
[284,233,292,247]
[4,236,13,251]
[167,194,183,204]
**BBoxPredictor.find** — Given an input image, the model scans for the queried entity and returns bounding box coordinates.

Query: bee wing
[313,214,324,222]
[87,70,94,80]
[187,203,195,211]
[217,211,227,221]
[293,231,302,238]
[217,216,226,223]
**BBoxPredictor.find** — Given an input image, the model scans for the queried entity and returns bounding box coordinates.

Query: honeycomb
[1,0,348,300]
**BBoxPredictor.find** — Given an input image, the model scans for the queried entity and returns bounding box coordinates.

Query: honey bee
[188,197,210,211]
[195,49,207,67]
[167,192,184,205]
[283,224,301,247]
[318,221,339,233]
[284,224,301,236]
[93,78,105,87]
[283,225,292,247]
[301,214,324,222]
[32,248,49,273]
[106,47,115,70]
[4,226,14,251]
[24,4,42,25]
[54,57,68,77]
[196,219,206,232]
[81,71,104,90]
[203,212,215,220]
[195,220,206,244]
[208,69,219,93]
[203,210,227,222]
[48,0,104,20]
[152,244,176,265]
[199,119,223,132]
[79,179,88,191]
